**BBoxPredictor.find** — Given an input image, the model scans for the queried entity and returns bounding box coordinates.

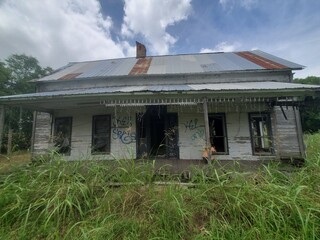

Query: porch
[0,81,318,162]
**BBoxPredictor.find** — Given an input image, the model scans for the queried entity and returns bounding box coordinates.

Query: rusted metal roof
[38,50,304,81]
[129,57,152,75]
[235,51,287,69]
[58,73,82,80]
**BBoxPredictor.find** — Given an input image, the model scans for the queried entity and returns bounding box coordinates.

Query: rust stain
[236,51,288,69]
[58,73,82,80]
[129,57,152,75]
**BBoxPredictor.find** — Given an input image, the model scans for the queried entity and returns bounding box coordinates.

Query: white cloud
[121,0,192,55]
[219,0,257,10]
[240,0,257,9]
[200,42,241,53]
[0,0,132,69]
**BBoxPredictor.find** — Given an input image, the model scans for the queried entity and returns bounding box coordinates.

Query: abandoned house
[0,43,319,164]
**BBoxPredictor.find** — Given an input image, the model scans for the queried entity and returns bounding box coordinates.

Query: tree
[295,76,320,85]
[0,62,11,95]
[5,54,52,94]
[294,76,320,133]
[1,54,53,153]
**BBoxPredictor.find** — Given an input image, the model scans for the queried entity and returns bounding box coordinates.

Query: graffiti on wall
[112,116,132,127]
[183,118,205,142]
[183,119,204,132]
[112,128,136,144]
[191,128,205,141]
[111,115,136,144]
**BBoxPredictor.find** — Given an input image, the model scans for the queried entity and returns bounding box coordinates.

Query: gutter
[0,87,319,103]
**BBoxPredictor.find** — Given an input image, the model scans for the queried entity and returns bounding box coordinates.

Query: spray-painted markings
[183,119,204,132]
[112,128,136,144]
[191,127,205,141]
[112,116,132,127]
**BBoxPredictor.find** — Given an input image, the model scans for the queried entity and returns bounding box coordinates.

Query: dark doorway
[136,106,179,159]
[54,117,72,155]
[209,114,228,154]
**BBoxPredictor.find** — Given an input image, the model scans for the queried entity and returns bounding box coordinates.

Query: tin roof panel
[37,50,304,81]
[251,50,304,69]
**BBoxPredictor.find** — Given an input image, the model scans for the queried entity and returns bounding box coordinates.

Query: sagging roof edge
[30,68,298,83]
[1,87,319,105]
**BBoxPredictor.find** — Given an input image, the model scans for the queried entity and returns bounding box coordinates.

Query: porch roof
[0,81,319,111]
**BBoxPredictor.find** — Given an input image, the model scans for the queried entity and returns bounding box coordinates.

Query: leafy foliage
[295,76,320,85]
[0,54,52,153]
[294,76,320,133]
[4,54,52,94]
[0,62,11,96]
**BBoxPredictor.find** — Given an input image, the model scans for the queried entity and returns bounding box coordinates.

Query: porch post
[203,98,211,164]
[0,105,4,152]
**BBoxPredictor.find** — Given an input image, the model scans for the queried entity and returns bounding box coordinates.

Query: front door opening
[209,114,228,154]
[136,106,179,159]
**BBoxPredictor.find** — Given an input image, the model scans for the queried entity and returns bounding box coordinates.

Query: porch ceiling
[0,81,319,112]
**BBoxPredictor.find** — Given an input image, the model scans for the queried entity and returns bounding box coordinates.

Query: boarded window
[249,113,273,155]
[209,114,228,154]
[92,115,111,154]
[54,117,72,155]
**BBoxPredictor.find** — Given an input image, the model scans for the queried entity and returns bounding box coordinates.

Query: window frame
[209,113,229,155]
[53,117,72,156]
[91,114,111,154]
[248,112,274,156]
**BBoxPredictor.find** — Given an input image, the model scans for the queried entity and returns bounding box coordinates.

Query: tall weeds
[0,134,320,239]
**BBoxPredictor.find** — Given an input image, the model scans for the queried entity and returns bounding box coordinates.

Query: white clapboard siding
[273,106,302,158]
[178,112,206,159]
[33,112,52,155]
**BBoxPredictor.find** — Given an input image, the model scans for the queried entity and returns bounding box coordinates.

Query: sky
[0,0,319,78]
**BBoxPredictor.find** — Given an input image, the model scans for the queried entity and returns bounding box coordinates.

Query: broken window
[54,117,72,155]
[92,115,111,154]
[209,114,228,154]
[249,113,273,155]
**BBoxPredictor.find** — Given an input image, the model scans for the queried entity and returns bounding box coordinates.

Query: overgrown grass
[0,151,31,174]
[0,135,320,239]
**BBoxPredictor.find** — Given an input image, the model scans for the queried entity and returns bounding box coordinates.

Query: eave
[0,81,319,113]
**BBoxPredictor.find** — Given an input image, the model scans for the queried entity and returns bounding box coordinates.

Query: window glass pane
[54,117,72,155]
[249,113,272,154]
[92,115,110,154]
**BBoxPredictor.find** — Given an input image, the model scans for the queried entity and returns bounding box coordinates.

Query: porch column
[0,105,4,151]
[203,98,211,163]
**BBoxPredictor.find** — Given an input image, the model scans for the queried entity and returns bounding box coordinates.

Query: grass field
[0,134,320,239]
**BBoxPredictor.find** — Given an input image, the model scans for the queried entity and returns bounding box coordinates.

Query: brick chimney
[136,41,146,58]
